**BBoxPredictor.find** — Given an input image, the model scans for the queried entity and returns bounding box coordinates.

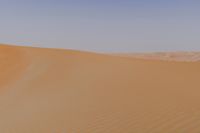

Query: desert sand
[1,44,200,133]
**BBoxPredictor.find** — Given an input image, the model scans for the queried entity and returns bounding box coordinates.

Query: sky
[0,0,200,52]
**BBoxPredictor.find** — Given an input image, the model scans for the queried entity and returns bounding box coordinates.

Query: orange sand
[1,44,200,133]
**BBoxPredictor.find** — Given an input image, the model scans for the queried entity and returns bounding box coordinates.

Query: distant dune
[1,44,200,133]
[115,52,200,62]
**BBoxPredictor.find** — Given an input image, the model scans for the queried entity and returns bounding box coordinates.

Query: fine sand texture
[1,44,200,133]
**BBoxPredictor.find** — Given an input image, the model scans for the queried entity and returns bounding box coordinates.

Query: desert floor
[0,44,200,133]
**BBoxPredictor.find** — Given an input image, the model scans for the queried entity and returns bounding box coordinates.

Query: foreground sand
[1,44,200,133]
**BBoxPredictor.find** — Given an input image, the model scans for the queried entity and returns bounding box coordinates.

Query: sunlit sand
[0,44,200,133]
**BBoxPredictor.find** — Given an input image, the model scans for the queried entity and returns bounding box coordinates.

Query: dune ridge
[0,44,200,133]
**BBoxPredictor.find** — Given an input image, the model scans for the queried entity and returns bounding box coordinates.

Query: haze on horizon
[0,0,200,52]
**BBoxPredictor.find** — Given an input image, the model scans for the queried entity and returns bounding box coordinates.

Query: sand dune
[1,44,200,133]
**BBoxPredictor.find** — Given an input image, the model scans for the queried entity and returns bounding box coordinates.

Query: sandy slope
[1,44,200,133]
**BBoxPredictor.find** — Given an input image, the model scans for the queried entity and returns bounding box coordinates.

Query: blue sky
[0,0,200,52]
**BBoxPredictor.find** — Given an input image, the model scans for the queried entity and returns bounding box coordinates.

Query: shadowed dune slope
[1,44,200,133]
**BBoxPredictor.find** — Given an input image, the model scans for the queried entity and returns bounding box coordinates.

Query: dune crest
[1,44,200,133]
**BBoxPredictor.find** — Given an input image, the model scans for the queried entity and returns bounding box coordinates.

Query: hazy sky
[0,0,200,52]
